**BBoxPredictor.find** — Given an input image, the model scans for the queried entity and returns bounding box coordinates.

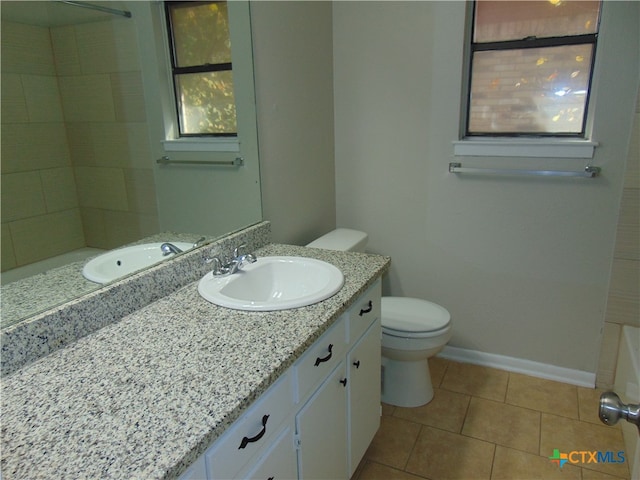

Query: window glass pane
[176,71,237,135]
[474,1,600,43]
[169,1,231,67]
[468,44,593,134]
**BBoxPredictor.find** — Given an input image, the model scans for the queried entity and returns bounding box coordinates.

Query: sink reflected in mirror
[0,233,207,328]
[198,256,344,311]
[0,1,262,330]
[82,242,194,284]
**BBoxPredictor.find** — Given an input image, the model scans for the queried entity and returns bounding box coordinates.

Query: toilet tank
[306,228,368,252]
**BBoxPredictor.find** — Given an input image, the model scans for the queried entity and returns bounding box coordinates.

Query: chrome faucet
[207,244,257,276]
[160,242,183,256]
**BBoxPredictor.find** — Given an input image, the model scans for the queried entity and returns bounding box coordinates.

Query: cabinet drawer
[295,317,347,403]
[349,280,381,345]
[236,425,297,479]
[206,372,293,479]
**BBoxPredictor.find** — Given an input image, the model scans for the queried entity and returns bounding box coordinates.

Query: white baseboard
[437,345,596,388]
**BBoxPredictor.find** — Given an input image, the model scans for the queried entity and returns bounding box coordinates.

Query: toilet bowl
[381,297,451,407]
[307,228,452,407]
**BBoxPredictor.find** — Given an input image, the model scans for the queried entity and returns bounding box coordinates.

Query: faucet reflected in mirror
[0,1,261,328]
[160,243,184,256]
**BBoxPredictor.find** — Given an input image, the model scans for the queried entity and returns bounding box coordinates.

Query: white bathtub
[615,325,640,480]
[1,247,104,285]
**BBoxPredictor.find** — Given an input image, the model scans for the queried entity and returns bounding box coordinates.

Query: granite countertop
[0,232,204,328]
[0,244,390,480]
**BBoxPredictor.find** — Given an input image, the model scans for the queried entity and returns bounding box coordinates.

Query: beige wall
[1,15,159,272]
[333,1,639,375]
[252,1,336,245]
[597,88,640,388]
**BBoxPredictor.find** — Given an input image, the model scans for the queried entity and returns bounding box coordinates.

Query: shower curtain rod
[58,1,132,18]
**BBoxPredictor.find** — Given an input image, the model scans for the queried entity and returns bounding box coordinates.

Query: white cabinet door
[237,425,298,480]
[296,361,348,480]
[348,320,381,477]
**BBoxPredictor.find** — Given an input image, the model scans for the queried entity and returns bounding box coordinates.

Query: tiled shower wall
[1,16,159,271]
[596,86,640,388]
[1,20,84,270]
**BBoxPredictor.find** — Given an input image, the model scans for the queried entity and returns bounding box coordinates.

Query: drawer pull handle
[353,360,360,369]
[238,414,269,449]
[359,301,373,316]
[314,344,333,366]
[340,378,347,387]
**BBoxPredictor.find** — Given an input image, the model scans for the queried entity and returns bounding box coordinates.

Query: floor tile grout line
[401,422,426,472]
[460,390,558,417]
[459,392,473,434]
[505,370,512,404]
[456,420,545,459]
[488,440,497,480]
[537,406,542,458]
[369,427,625,477]
[579,459,631,480]
[441,360,594,422]
[371,358,631,480]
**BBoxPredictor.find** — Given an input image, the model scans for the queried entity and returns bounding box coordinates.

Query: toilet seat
[383,324,450,339]
[381,297,451,337]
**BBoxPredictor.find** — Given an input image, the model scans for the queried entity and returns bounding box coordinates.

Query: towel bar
[449,162,600,178]
[156,156,244,167]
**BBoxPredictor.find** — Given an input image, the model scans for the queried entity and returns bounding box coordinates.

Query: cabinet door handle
[238,414,269,449]
[359,301,373,316]
[314,344,333,366]
[340,378,347,387]
[353,360,360,369]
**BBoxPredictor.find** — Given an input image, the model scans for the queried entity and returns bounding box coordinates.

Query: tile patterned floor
[352,358,631,480]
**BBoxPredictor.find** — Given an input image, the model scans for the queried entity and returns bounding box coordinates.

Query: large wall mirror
[1,0,262,328]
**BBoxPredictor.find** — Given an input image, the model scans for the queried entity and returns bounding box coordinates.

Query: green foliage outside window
[167,1,237,136]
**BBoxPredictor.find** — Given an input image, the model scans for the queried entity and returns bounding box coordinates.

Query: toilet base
[381,356,434,407]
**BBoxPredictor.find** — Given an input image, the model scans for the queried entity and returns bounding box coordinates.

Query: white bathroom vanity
[0,236,389,480]
[182,280,382,480]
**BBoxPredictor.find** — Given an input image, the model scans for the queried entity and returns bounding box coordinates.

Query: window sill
[162,138,240,153]
[452,138,598,159]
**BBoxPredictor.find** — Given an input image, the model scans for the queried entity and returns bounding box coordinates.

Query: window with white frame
[464,0,601,137]
[165,1,237,137]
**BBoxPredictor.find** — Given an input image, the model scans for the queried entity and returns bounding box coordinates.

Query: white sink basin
[82,242,193,284]
[197,256,344,311]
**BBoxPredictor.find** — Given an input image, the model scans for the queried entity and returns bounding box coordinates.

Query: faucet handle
[205,256,228,276]
[233,244,248,258]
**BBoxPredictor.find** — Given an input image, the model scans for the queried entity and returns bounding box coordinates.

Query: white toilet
[307,228,452,407]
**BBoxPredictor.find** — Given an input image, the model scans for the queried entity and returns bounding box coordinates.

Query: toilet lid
[381,297,451,333]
